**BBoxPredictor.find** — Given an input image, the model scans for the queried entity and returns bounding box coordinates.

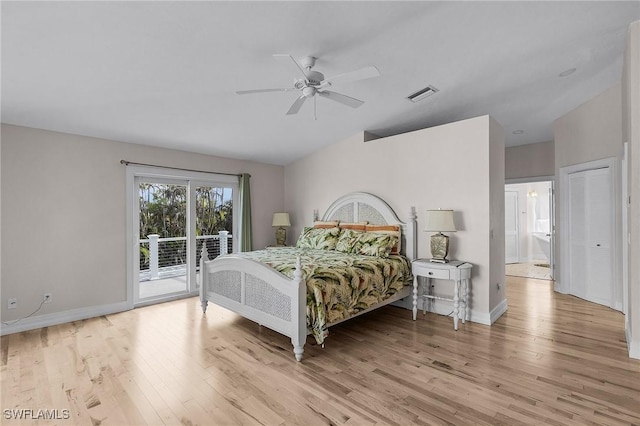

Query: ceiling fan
[236,54,380,119]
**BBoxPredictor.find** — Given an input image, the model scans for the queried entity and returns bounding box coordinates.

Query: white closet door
[568,167,613,306]
[505,191,520,264]
[569,174,588,300]
[585,168,612,305]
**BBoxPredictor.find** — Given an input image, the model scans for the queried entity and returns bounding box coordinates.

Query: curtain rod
[120,160,244,177]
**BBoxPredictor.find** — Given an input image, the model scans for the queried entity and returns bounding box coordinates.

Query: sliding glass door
[127,166,238,307]
[192,183,234,292]
[138,179,188,301]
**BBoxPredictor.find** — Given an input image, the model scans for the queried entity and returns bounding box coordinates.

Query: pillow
[313,220,339,229]
[335,228,363,253]
[365,224,402,255]
[339,222,368,232]
[352,232,399,258]
[296,226,341,250]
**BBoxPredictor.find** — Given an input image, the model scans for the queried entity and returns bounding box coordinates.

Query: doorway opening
[126,165,238,308]
[505,179,555,281]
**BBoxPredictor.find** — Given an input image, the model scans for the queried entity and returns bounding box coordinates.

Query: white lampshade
[424,209,456,232]
[272,212,291,227]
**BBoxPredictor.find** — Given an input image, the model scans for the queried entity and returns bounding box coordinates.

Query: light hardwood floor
[2,276,639,425]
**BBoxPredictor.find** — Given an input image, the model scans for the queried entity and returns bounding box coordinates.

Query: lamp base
[275,227,287,246]
[430,232,450,263]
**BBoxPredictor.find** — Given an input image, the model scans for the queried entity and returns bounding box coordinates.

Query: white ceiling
[2,1,639,166]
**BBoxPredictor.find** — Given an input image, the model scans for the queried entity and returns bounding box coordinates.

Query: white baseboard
[0,301,131,336]
[489,298,508,324]
[613,301,623,312]
[400,297,504,326]
[1,295,510,336]
[554,281,568,294]
[626,326,640,360]
[416,298,456,320]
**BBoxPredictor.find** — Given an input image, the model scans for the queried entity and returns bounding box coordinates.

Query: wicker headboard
[315,192,417,260]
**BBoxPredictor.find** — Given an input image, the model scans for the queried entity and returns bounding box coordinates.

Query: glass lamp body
[275,227,287,246]
[430,232,450,263]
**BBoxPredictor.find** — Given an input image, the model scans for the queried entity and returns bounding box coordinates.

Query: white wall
[555,83,623,168]
[284,115,506,324]
[505,141,555,180]
[554,84,624,307]
[0,124,284,329]
[623,21,640,359]
[489,118,506,313]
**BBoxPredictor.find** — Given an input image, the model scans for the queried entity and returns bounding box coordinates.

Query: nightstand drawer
[421,268,450,279]
[412,264,451,279]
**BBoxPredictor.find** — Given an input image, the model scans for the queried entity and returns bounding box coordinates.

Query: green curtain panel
[238,173,252,252]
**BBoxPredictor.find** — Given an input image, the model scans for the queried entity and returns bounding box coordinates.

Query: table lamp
[424,209,456,263]
[272,212,291,246]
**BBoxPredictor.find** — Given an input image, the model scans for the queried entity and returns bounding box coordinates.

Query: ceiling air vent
[407,85,439,103]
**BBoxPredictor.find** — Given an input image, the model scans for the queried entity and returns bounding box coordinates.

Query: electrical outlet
[8,298,17,309]
[44,293,52,304]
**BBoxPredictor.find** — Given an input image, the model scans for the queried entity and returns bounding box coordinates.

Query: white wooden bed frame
[199,192,417,361]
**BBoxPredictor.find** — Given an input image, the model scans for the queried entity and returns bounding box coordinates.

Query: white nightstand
[411,259,472,330]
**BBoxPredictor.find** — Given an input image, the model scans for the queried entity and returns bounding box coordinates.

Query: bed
[199,192,417,361]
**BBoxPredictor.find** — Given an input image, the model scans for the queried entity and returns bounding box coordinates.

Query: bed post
[407,206,417,260]
[200,244,209,314]
[291,256,306,361]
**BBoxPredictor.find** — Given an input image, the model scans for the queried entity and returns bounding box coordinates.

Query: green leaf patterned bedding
[233,247,412,345]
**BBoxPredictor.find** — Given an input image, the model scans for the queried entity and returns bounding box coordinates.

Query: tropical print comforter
[234,247,412,344]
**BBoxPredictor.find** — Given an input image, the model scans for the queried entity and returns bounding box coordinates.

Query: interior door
[505,190,520,264]
[568,167,613,306]
[548,182,555,280]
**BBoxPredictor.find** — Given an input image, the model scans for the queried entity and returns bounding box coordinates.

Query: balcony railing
[139,231,231,281]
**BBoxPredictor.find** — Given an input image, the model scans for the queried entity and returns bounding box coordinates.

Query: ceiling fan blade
[286,95,307,115]
[320,66,380,88]
[273,54,308,82]
[236,88,294,95]
[317,91,364,108]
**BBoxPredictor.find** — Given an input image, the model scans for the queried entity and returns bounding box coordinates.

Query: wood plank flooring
[2,276,639,425]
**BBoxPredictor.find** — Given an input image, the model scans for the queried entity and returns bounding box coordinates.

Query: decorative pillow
[335,229,363,253]
[313,220,339,229]
[352,232,399,258]
[365,224,402,255]
[339,222,368,232]
[296,226,341,250]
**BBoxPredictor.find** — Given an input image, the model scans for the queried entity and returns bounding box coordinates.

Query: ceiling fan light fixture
[407,85,439,103]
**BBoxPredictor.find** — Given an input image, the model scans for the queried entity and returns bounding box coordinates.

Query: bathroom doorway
[505,179,555,281]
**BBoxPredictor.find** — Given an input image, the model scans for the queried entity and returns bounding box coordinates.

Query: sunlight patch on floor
[505,261,552,280]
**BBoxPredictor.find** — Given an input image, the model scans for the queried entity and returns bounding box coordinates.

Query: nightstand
[411,259,472,330]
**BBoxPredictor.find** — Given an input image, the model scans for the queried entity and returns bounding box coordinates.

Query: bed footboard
[199,246,306,361]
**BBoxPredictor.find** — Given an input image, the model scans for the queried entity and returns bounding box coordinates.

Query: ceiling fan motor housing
[295,70,325,90]
[305,70,324,85]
